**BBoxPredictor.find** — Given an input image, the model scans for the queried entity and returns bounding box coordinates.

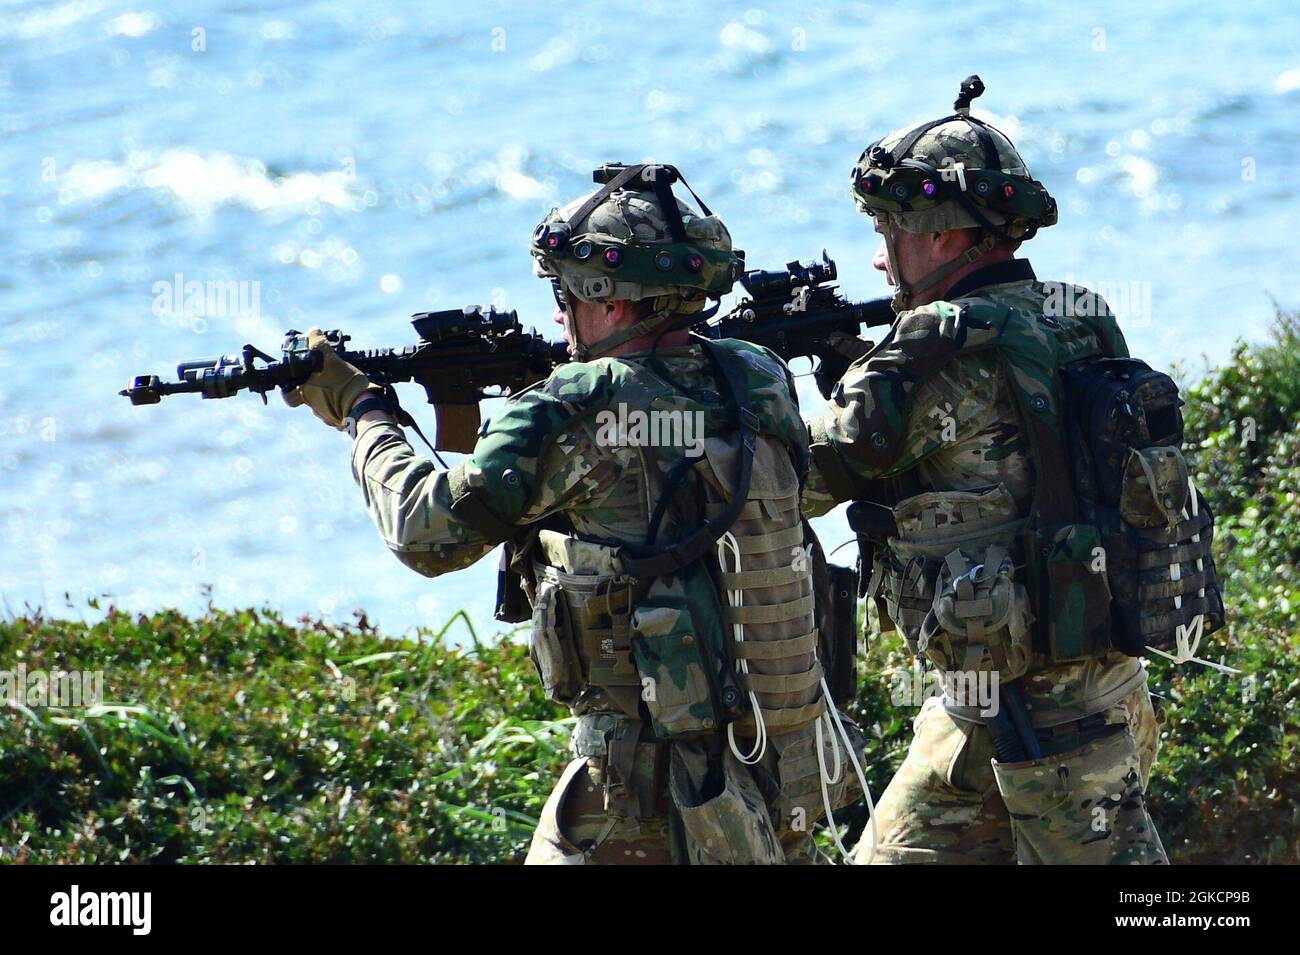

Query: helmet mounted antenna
[953,74,985,115]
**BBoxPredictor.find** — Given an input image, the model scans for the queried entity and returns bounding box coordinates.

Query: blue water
[2,1,1298,637]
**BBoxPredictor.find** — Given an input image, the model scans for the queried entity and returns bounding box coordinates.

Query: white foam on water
[60,150,356,215]
[1273,68,1300,93]
[0,0,106,40]
[1118,155,1160,197]
[719,21,771,55]
[105,11,158,38]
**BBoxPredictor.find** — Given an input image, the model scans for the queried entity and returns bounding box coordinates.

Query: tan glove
[282,327,377,429]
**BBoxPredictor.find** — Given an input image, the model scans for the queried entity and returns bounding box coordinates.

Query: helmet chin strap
[882,215,996,311]
[572,298,681,361]
[561,295,589,361]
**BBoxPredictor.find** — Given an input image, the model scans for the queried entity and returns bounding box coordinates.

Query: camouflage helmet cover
[532,165,741,318]
[850,77,1057,240]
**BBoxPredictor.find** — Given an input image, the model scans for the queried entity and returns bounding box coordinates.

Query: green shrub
[0,607,569,863]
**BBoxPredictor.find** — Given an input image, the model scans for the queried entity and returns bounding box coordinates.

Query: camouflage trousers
[853,684,1167,864]
[525,722,843,865]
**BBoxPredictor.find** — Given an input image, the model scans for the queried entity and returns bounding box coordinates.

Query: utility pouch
[1119,446,1189,528]
[990,724,1167,865]
[495,541,531,624]
[1042,523,1113,662]
[668,745,785,865]
[825,563,860,705]
[532,530,642,712]
[528,570,583,704]
[632,597,727,740]
[920,544,1032,680]
[882,484,1026,665]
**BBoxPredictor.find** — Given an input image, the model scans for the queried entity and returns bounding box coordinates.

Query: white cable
[1147,477,1240,674]
[815,676,878,865]
[716,531,877,862]
[717,532,767,764]
[818,710,843,784]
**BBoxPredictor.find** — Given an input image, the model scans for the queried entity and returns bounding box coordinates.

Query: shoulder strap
[617,340,756,579]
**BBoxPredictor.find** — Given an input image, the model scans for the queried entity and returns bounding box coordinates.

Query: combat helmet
[532,163,743,360]
[850,76,1057,310]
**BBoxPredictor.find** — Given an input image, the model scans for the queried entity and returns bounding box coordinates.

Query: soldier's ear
[606,300,630,327]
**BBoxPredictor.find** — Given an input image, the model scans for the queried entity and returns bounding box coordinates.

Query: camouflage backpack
[1061,357,1225,658]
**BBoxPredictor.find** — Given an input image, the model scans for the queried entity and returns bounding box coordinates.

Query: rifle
[699,252,895,398]
[120,255,893,445]
[119,305,569,454]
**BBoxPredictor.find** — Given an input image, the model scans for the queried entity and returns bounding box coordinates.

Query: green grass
[2,314,1298,864]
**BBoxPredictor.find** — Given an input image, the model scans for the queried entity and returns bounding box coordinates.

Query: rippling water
[2,0,1297,635]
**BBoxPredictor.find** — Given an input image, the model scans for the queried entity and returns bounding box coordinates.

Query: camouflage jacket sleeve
[804,301,1015,513]
[350,366,615,577]
[349,420,497,577]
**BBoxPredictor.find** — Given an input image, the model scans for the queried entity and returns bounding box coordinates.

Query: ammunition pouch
[528,530,743,738]
[529,570,584,703]
[527,530,642,715]
[1040,522,1113,661]
[877,484,1031,679]
[920,544,1032,680]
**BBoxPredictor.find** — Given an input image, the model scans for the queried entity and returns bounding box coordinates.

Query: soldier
[803,78,1169,864]
[285,163,864,864]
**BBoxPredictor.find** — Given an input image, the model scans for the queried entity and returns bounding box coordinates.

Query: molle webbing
[706,495,799,522]
[720,565,806,590]
[729,523,805,555]
[725,594,816,625]
[731,630,820,660]
[718,499,826,738]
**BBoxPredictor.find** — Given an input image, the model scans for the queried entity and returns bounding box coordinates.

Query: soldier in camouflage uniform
[286,163,863,864]
[803,78,1168,864]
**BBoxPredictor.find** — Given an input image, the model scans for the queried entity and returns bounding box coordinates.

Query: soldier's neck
[602,328,693,357]
[918,246,1017,306]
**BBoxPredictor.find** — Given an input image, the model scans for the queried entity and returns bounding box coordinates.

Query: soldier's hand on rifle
[282,327,379,429]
